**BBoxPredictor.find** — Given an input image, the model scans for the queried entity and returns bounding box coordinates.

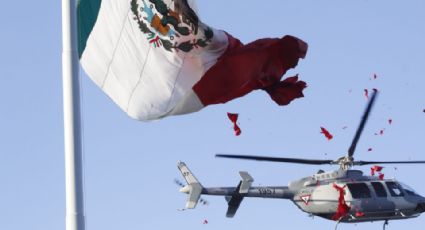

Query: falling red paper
[227,113,241,136]
[379,129,384,135]
[320,127,333,140]
[234,126,241,136]
[378,173,385,180]
[373,73,378,80]
[332,184,350,221]
[355,211,365,217]
[367,148,373,152]
[203,219,208,224]
[388,119,393,125]
[364,89,369,99]
[370,165,384,176]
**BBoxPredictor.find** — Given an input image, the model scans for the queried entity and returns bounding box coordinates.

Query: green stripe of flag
[77,0,101,58]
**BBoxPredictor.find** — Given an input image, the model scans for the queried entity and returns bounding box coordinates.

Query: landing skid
[334,219,389,230]
[383,220,389,230]
[334,219,342,230]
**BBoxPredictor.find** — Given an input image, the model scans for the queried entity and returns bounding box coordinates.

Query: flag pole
[62,0,86,230]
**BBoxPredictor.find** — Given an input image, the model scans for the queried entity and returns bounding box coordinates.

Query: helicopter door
[346,183,372,199]
[371,182,387,198]
[386,182,404,197]
[369,182,394,212]
[346,183,375,212]
[384,181,414,211]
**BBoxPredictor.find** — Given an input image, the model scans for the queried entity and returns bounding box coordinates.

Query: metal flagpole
[62,0,86,229]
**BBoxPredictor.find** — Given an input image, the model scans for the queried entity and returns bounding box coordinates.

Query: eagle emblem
[130,0,214,52]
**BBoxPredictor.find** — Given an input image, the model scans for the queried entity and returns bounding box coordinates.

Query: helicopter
[177,91,425,229]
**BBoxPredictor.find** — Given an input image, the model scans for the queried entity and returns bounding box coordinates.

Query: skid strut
[383,220,389,230]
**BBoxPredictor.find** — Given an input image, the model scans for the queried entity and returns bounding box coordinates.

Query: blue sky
[0,0,425,229]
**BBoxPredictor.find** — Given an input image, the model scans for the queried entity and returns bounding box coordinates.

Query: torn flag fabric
[227,113,241,136]
[78,0,308,121]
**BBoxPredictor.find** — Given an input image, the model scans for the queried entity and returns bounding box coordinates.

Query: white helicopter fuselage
[291,169,425,223]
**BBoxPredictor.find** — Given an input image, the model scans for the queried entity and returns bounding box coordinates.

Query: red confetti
[355,211,365,217]
[203,219,208,224]
[320,127,333,140]
[368,148,373,152]
[364,89,369,99]
[379,129,384,135]
[332,184,350,221]
[388,119,393,125]
[227,113,241,136]
[370,165,384,176]
[378,173,385,180]
[373,73,378,80]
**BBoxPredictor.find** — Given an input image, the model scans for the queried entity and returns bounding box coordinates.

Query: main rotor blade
[354,160,425,166]
[216,154,334,165]
[347,90,378,158]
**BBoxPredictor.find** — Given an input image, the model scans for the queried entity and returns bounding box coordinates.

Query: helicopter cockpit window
[385,182,404,197]
[371,182,387,197]
[399,182,418,196]
[347,183,372,199]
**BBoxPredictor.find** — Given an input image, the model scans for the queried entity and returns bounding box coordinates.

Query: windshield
[385,181,404,197]
[399,182,418,196]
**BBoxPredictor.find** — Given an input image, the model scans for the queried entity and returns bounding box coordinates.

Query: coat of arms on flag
[78,0,309,121]
[130,0,214,52]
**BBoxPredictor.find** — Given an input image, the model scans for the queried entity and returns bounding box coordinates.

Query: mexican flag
[78,0,308,121]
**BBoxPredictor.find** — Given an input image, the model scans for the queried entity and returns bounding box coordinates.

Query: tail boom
[202,186,293,199]
[177,161,294,217]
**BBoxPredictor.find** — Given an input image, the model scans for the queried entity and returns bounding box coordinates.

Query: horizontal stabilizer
[226,181,244,218]
[186,184,202,209]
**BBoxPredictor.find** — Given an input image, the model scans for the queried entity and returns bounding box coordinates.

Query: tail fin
[177,161,203,209]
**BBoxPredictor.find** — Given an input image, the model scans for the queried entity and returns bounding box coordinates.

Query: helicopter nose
[415,202,425,213]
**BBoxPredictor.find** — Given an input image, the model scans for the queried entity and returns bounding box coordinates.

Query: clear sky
[1,0,425,229]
